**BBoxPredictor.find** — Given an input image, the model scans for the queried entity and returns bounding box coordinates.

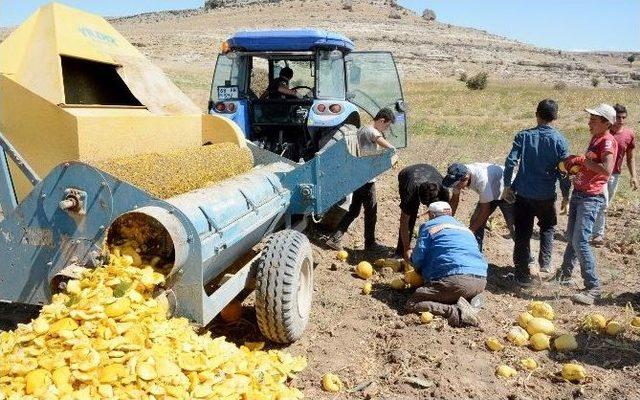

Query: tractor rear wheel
[255,230,314,343]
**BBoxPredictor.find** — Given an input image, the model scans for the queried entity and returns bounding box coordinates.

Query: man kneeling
[406,201,487,327]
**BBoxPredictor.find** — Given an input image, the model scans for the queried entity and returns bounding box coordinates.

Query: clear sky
[1,0,638,51]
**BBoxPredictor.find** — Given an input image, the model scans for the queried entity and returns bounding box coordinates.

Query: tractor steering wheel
[292,85,314,98]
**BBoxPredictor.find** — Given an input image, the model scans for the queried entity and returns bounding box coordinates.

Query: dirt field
[204,82,640,399]
[206,124,639,399]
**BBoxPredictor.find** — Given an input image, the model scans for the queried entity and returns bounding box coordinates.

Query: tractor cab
[209,29,407,162]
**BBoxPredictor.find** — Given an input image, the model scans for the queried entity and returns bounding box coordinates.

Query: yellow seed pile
[0,249,306,399]
[95,143,253,199]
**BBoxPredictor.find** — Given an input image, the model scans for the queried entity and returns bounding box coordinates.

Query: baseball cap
[585,103,616,125]
[442,163,470,188]
[428,201,451,216]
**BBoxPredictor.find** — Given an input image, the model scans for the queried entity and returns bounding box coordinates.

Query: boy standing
[557,104,618,305]
[503,99,570,285]
[326,108,396,251]
[591,103,637,244]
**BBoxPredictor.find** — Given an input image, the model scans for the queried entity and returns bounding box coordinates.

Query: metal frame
[0,130,41,215]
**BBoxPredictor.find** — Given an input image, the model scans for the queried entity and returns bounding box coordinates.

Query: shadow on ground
[548,330,640,370]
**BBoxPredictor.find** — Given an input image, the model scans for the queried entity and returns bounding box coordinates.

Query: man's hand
[560,197,569,215]
[403,248,412,263]
[501,186,516,204]
[631,176,638,191]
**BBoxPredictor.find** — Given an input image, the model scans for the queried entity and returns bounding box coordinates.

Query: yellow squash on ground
[526,317,555,336]
[582,313,607,331]
[561,363,587,382]
[528,301,555,320]
[517,311,534,329]
[507,326,529,346]
[554,334,578,352]
[355,261,374,279]
[529,333,551,351]
[605,320,625,336]
[495,365,518,378]
[321,373,343,392]
[420,312,434,324]
[485,337,504,351]
[520,358,538,371]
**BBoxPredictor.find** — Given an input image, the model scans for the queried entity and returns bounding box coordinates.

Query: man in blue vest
[406,201,487,327]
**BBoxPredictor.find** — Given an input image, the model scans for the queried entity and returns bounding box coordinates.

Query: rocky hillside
[106,0,639,88]
[2,0,638,93]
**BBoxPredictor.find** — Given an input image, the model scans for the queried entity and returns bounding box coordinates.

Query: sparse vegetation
[628,54,635,66]
[459,72,468,82]
[422,8,436,21]
[553,81,567,90]
[466,72,488,90]
[591,76,600,87]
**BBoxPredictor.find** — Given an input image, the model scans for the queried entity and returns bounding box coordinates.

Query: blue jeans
[560,191,605,291]
[592,174,620,238]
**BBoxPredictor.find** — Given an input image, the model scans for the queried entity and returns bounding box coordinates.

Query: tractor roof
[226,29,355,53]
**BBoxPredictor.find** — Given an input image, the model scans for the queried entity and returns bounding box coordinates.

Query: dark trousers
[395,205,418,256]
[337,182,377,247]
[473,200,515,251]
[513,195,557,277]
[405,275,486,327]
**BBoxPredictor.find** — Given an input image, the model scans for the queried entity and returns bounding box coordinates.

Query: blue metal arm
[0,130,42,215]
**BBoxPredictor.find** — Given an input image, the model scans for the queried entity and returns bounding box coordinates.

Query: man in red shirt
[591,103,637,244]
[555,104,618,305]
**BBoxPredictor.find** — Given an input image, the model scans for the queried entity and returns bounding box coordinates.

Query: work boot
[325,232,344,251]
[515,273,533,288]
[469,293,485,310]
[455,297,480,327]
[571,289,601,305]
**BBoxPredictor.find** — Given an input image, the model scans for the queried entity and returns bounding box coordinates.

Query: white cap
[428,201,452,217]
[585,103,616,125]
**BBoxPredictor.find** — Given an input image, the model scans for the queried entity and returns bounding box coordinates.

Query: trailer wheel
[255,230,313,343]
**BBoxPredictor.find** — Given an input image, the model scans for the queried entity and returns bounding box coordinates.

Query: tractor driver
[264,67,302,99]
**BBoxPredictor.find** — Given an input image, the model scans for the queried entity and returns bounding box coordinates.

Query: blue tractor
[209,29,407,162]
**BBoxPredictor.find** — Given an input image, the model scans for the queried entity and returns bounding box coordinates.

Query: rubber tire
[255,230,314,343]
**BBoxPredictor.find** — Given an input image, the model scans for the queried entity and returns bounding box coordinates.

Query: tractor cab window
[249,57,269,99]
[265,59,315,99]
[317,50,345,99]
[210,54,247,102]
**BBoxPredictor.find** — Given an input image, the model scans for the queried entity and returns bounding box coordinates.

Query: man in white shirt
[326,108,396,251]
[442,162,515,251]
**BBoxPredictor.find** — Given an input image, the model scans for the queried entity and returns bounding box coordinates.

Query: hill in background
[2,0,638,106]
[107,0,638,97]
